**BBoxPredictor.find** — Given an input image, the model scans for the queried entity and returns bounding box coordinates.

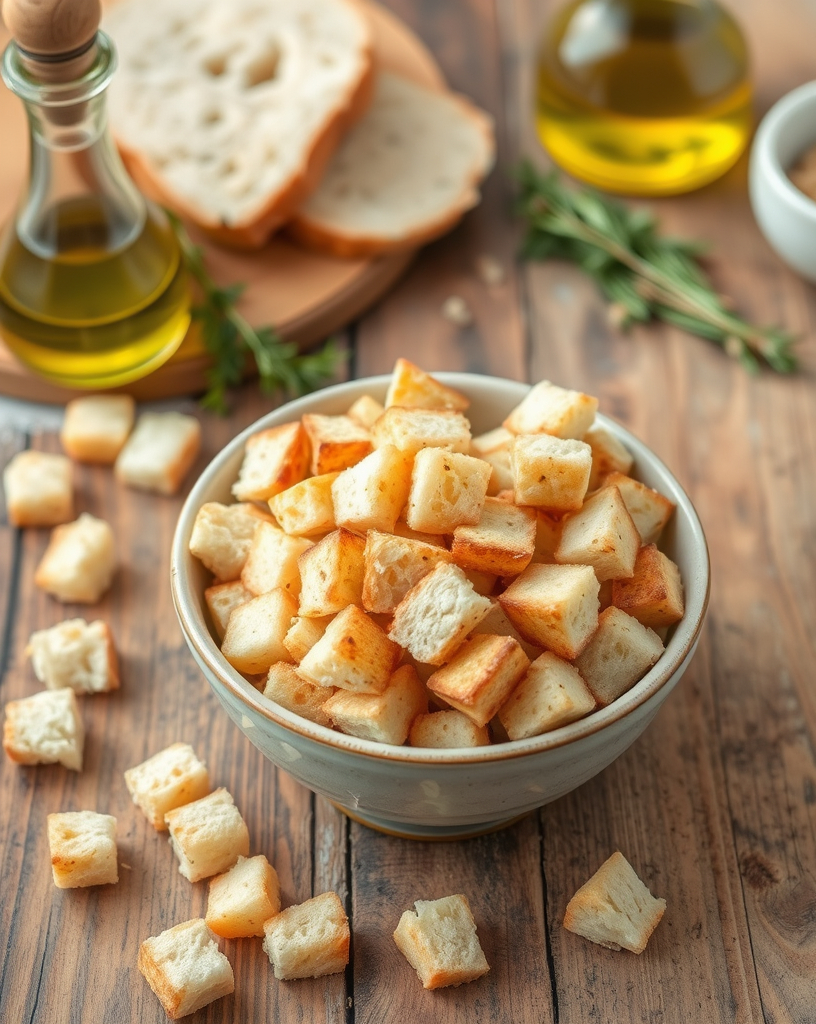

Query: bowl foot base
[332,802,531,841]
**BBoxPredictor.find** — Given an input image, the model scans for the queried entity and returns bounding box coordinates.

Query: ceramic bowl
[749,81,816,282]
[171,375,710,840]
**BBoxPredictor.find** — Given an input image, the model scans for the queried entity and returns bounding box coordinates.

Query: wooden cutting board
[0,1,445,402]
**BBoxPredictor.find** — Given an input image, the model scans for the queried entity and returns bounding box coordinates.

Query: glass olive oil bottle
[536,0,752,195]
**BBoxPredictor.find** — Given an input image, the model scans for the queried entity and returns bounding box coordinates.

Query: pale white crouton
[221,589,298,675]
[138,918,234,1020]
[347,394,385,430]
[612,544,685,628]
[299,605,399,694]
[530,510,563,564]
[165,788,250,882]
[263,662,333,727]
[451,497,536,577]
[263,891,350,980]
[584,424,634,491]
[302,413,372,475]
[511,434,592,511]
[205,581,252,640]
[124,742,210,830]
[406,448,491,534]
[498,651,595,740]
[604,472,676,545]
[3,450,73,527]
[427,634,530,727]
[409,710,490,748]
[385,358,470,411]
[470,426,514,495]
[322,664,427,744]
[114,412,200,495]
[47,810,118,888]
[27,618,119,693]
[469,601,542,660]
[34,513,116,604]
[332,445,413,535]
[499,563,599,660]
[298,529,365,617]
[283,615,334,663]
[3,687,83,770]
[362,530,451,614]
[563,851,666,953]
[189,501,271,581]
[393,894,489,989]
[503,380,597,439]
[371,407,471,457]
[389,563,492,666]
[206,854,281,939]
[231,422,310,502]
[574,607,664,707]
[269,472,339,537]
[61,395,134,463]
[240,522,312,597]
[555,485,640,581]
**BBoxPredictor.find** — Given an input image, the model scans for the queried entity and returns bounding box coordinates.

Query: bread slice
[165,787,250,882]
[3,450,73,527]
[206,854,281,939]
[393,894,489,989]
[289,72,493,258]
[34,513,116,604]
[47,811,118,888]
[60,395,135,464]
[27,618,119,694]
[105,0,374,249]
[262,891,350,979]
[114,412,201,496]
[3,687,84,770]
[124,742,210,831]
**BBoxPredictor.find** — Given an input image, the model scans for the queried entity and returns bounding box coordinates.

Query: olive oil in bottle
[536,0,752,195]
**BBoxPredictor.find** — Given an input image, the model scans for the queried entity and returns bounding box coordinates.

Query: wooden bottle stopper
[2,0,101,60]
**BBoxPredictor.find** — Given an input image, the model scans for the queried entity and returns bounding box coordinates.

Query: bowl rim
[171,373,711,766]
[751,79,816,222]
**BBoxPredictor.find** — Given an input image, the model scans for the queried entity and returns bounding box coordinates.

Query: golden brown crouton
[165,788,250,882]
[323,663,427,744]
[298,529,366,617]
[60,395,134,464]
[611,544,685,628]
[371,407,472,457]
[124,742,210,830]
[385,358,470,411]
[574,607,664,707]
[503,380,597,439]
[332,445,413,535]
[393,895,489,989]
[498,651,595,740]
[409,710,490,748]
[604,472,675,545]
[470,427,514,495]
[451,497,537,577]
[48,810,118,888]
[584,424,634,491]
[347,394,386,430]
[114,412,201,496]
[206,854,281,939]
[220,588,298,675]
[189,501,272,581]
[263,891,350,980]
[138,919,234,1019]
[427,634,530,727]
[302,413,372,475]
[555,485,641,582]
[362,530,452,614]
[34,513,116,604]
[511,434,592,512]
[240,522,312,597]
[205,581,253,640]
[231,422,310,502]
[283,614,334,663]
[3,450,73,527]
[299,605,400,694]
[262,662,334,727]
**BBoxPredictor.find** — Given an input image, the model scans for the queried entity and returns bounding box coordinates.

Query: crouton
[263,891,350,980]
[584,423,634,491]
[60,394,134,463]
[406,449,491,534]
[470,427,514,495]
[206,854,281,939]
[389,563,492,666]
[427,634,530,727]
[498,651,595,740]
[385,358,470,411]
[563,851,666,954]
[503,380,597,439]
[322,663,427,744]
[393,894,489,989]
[362,531,452,614]
[499,562,599,660]
[469,601,542,660]
[204,581,252,640]
[220,589,298,675]
[612,544,684,628]
[331,445,413,536]
[165,787,250,882]
[3,687,83,770]
[189,501,272,581]
[451,497,536,577]
[555,485,640,581]
[574,607,664,707]
[283,615,334,663]
[26,618,119,693]
[262,662,333,727]
[138,918,234,1020]
[3,450,73,527]
[347,394,385,430]
[34,513,116,603]
[530,510,563,564]
[409,710,490,748]
[240,522,312,597]
[114,412,200,495]
[371,407,471,457]
[302,413,372,475]
[268,472,339,537]
[124,742,210,830]
[232,422,310,502]
[511,434,592,512]
[299,604,400,694]
[47,810,118,888]
[297,529,366,617]
[604,472,675,544]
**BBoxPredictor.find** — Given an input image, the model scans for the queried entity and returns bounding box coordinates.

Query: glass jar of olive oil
[536,0,752,195]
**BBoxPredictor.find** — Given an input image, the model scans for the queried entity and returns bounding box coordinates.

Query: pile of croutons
[190,359,685,748]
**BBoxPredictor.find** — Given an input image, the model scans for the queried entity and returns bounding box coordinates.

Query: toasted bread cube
[322,664,427,744]
[499,563,599,660]
[498,651,595,740]
[47,810,118,888]
[332,445,413,535]
[268,473,339,537]
[61,395,134,463]
[469,601,543,660]
[371,407,471,457]
[138,918,234,1020]
[302,413,372,475]
[263,662,333,727]
[3,450,73,527]
[205,581,252,640]
[27,618,119,693]
[503,380,598,439]
[574,607,664,706]
[298,529,366,617]
[451,497,536,577]
[409,710,490,748]
[232,422,310,502]
[362,531,452,614]
[391,521,447,547]
[165,788,249,882]
[612,544,685,628]
[206,854,281,939]
[299,604,399,694]
[555,485,640,582]
[34,513,116,604]
[563,852,666,954]
[114,412,200,495]
[3,687,83,770]
[406,449,491,535]
[389,563,492,666]
[283,615,334,663]
[393,894,489,989]
[531,510,563,564]
[189,501,271,581]
[221,588,298,675]
[263,891,350,980]
[511,434,591,512]
[124,742,210,830]
[471,427,514,495]
[347,394,385,429]
[385,358,470,411]
[241,522,312,597]
[604,472,675,544]
[585,424,634,491]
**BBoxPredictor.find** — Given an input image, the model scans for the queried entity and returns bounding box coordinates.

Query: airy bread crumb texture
[61,395,135,464]
[34,513,116,604]
[27,618,119,694]
[115,412,201,496]
[3,687,84,770]
[393,894,489,989]
[47,810,118,888]
[232,422,310,502]
[409,710,490,748]
[165,787,250,882]
[124,741,210,830]
[263,662,334,727]
[574,607,664,707]
[189,501,271,581]
[3,449,73,527]
[206,854,281,938]
[262,891,350,980]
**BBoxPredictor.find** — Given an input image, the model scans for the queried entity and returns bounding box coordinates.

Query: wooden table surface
[1,1,815,1021]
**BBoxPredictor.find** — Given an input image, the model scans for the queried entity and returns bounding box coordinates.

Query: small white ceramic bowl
[171,375,710,839]
[750,81,816,282]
